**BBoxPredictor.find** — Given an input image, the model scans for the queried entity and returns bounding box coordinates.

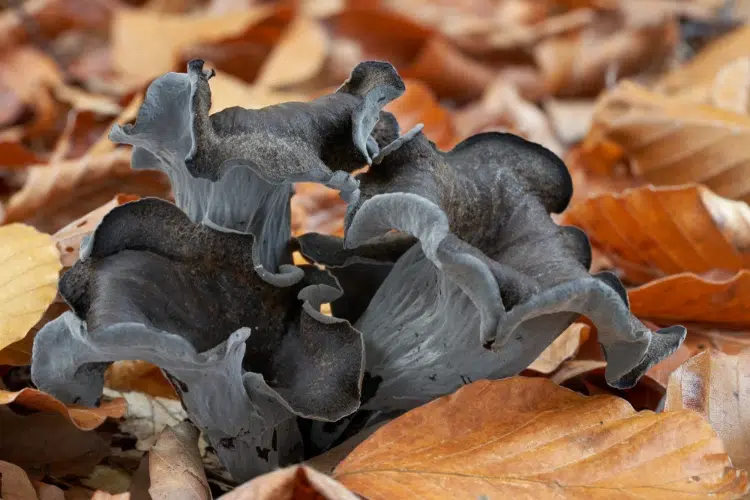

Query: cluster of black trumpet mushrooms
[31,60,686,481]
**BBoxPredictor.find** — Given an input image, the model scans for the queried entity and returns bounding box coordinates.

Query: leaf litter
[1,0,750,498]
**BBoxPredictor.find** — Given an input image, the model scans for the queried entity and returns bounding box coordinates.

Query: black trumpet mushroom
[31,60,685,482]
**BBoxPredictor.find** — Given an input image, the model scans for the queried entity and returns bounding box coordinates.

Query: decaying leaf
[657,25,750,97]
[0,224,61,352]
[3,149,170,232]
[0,388,125,431]
[563,184,750,284]
[219,465,357,500]
[334,378,749,498]
[0,407,109,477]
[665,350,750,471]
[148,422,210,500]
[628,270,750,329]
[588,81,750,202]
[528,322,589,374]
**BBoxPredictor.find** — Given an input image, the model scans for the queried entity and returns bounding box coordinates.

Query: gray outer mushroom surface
[297,113,686,409]
[31,198,365,481]
[108,60,405,269]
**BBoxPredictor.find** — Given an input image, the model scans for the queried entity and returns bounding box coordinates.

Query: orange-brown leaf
[386,78,457,150]
[665,350,750,471]
[628,270,750,329]
[0,389,125,431]
[563,184,750,284]
[105,361,178,400]
[334,377,748,499]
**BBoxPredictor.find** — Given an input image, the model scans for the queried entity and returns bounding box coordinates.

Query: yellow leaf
[334,378,749,499]
[666,350,750,471]
[0,224,61,352]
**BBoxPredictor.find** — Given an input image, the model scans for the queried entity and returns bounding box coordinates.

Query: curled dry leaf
[334,378,748,498]
[3,148,170,233]
[219,465,357,500]
[588,81,750,202]
[534,14,678,97]
[148,422,210,500]
[528,322,590,374]
[112,5,276,81]
[0,224,61,352]
[665,350,750,471]
[628,270,750,329]
[0,388,125,431]
[255,17,328,89]
[563,184,750,285]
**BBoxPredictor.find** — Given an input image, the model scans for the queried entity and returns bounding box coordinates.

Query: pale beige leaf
[104,389,186,451]
[148,422,210,500]
[0,460,38,500]
[255,17,328,88]
[529,323,589,374]
[712,57,750,114]
[207,72,308,114]
[588,81,750,202]
[0,224,61,352]
[334,378,748,499]
[219,465,357,500]
[666,350,750,471]
[544,98,596,145]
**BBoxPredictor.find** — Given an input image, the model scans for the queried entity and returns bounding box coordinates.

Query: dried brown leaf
[334,377,748,498]
[665,350,750,471]
[0,224,61,353]
[711,57,750,114]
[563,184,750,284]
[255,17,328,88]
[0,389,125,431]
[534,16,678,97]
[589,81,750,202]
[219,465,357,500]
[0,407,109,477]
[2,149,170,233]
[148,422,210,500]
[628,270,750,329]
[544,98,596,145]
[112,6,276,81]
